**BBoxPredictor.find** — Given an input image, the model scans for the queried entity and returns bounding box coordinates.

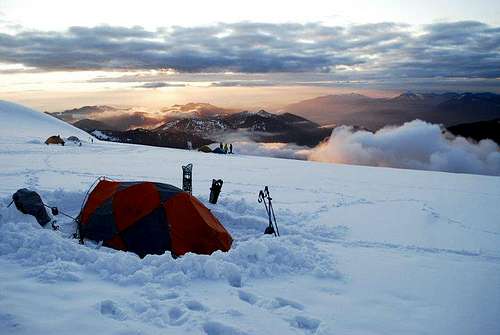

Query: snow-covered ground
[1,101,499,335]
[0,101,91,144]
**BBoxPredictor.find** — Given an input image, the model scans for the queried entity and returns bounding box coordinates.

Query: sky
[0,0,499,112]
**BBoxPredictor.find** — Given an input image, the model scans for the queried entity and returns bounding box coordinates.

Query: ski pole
[258,187,277,237]
[269,199,280,237]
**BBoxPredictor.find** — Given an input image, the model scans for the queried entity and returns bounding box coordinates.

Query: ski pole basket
[258,186,280,237]
[209,179,223,204]
[182,163,193,194]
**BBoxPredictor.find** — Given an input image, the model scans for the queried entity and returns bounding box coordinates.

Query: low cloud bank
[97,111,165,130]
[232,141,310,160]
[308,120,500,176]
[229,120,500,176]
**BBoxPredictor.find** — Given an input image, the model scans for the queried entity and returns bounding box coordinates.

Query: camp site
[1,2,500,332]
[1,96,500,335]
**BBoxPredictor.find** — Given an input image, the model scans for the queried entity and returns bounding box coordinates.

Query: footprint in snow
[115,330,146,335]
[237,290,258,305]
[288,315,321,333]
[99,300,127,321]
[238,291,304,312]
[271,297,304,310]
[25,173,39,188]
[224,309,243,317]
[168,306,188,326]
[139,287,179,301]
[0,313,21,332]
[184,300,208,311]
[203,321,250,335]
[158,291,180,300]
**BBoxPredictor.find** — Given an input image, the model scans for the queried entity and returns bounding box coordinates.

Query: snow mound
[0,190,339,288]
[0,100,93,143]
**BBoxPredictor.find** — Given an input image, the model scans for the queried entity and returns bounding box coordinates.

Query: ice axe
[258,186,280,237]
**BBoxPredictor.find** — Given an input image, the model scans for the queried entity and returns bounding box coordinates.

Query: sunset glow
[1,0,499,112]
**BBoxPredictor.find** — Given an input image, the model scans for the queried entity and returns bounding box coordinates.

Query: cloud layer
[308,120,500,176]
[229,120,500,176]
[1,21,499,83]
[232,141,310,160]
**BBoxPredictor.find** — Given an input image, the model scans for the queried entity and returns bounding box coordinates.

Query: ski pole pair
[258,186,280,237]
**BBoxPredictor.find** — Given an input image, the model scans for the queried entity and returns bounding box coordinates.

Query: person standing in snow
[224,143,228,153]
[219,142,223,150]
[229,143,233,154]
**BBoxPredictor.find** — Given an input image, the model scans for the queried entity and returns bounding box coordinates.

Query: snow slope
[0,102,499,335]
[0,100,92,143]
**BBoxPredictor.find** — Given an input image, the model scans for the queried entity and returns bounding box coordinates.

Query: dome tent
[212,147,226,154]
[198,145,212,153]
[66,136,81,143]
[78,179,233,258]
[45,135,65,145]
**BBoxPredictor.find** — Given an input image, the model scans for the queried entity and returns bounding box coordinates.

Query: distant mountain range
[283,92,500,130]
[60,106,333,149]
[52,103,235,131]
[160,103,236,119]
[50,92,500,150]
[156,110,328,143]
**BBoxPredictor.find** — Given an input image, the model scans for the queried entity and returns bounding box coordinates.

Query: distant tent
[212,147,226,154]
[198,145,212,153]
[45,135,65,145]
[78,179,233,258]
[67,136,81,143]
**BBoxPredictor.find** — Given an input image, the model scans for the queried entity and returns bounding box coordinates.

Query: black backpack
[12,188,51,227]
